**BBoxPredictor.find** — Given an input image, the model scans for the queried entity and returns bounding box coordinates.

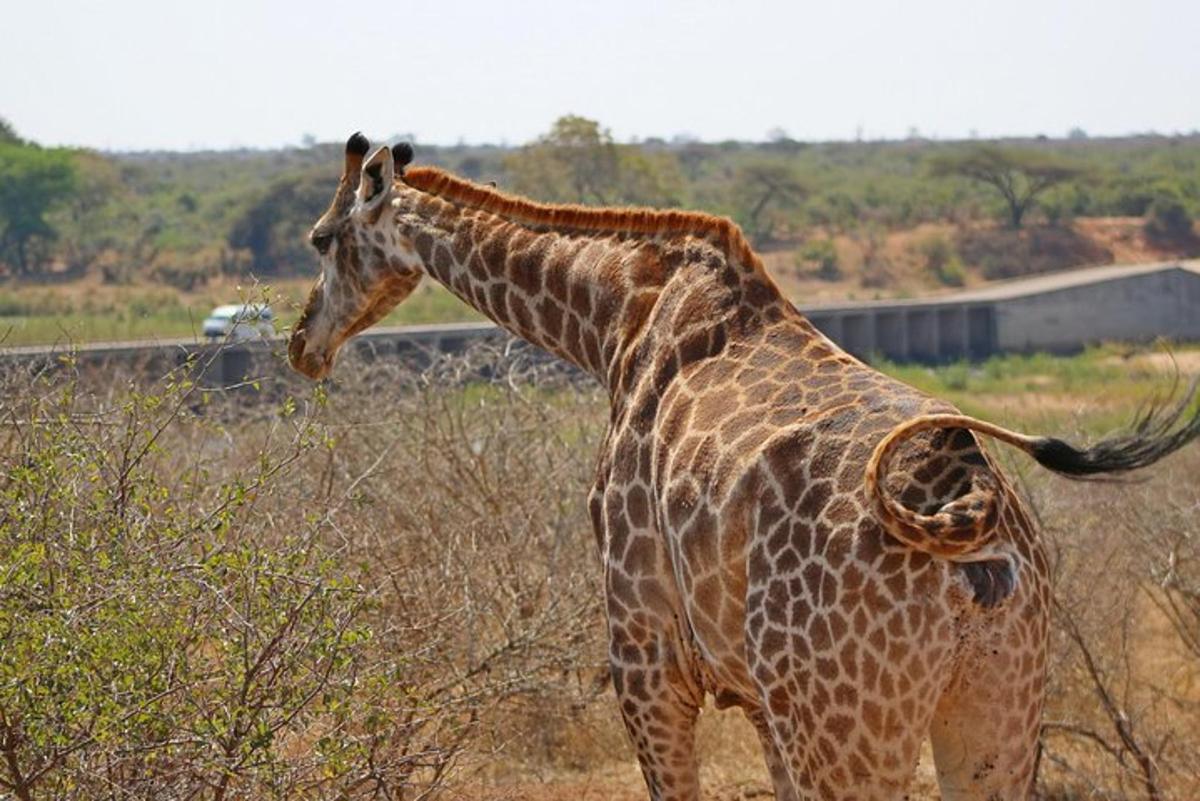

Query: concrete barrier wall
[0,322,511,387]
[994,269,1200,352]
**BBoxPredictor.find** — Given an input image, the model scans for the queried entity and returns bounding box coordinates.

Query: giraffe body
[596,309,1047,800]
[287,136,1198,800]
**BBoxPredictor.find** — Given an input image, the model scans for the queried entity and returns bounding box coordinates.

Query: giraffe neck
[391,168,797,391]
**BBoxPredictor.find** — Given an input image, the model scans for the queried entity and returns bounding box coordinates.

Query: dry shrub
[6,343,1199,800]
[955,225,1113,280]
[0,344,609,800]
[1032,446,1200,801]
[852,225,894,289]
[912,234,966,287]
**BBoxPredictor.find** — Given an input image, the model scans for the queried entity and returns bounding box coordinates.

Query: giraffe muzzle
[287,328,331,380]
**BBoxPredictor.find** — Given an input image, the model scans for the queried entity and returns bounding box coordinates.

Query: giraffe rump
[1030,376,1200,478]
[868,378,1200,563]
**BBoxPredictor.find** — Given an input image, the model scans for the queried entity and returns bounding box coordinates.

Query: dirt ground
[763,217,1196,307]
[453,703,944,800]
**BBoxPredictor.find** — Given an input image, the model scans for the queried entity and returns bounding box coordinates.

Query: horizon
[2,0,1197,153]
[29,127,1200,158]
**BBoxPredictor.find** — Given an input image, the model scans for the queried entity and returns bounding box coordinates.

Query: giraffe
[288,133,1200,801]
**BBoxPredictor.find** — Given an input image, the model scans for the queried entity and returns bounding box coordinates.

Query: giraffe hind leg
[610,658,702,801]
[929,626,1044,799]
[929,686,1040,800]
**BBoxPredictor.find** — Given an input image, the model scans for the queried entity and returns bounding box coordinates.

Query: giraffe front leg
[608,617,703,801]
[747,709,800,801]
[596,466,704,800]
[603,533,704,801]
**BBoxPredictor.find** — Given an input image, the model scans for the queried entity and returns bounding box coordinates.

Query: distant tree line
[0,114,1197,286]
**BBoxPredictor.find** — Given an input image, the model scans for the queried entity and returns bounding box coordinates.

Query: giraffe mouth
[287,328,334,380]
[288,305,380,381]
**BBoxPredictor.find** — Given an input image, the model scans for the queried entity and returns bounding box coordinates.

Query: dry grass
[0,276,479,347]
[1029,461,1200,801]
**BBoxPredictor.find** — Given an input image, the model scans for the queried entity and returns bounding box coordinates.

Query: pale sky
[2,0,1197,151]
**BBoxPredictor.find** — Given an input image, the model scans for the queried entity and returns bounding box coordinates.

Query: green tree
[50,151,129,274]
[507,115,620,204]
[0,143,77,276]
[228,170,335,275]
[0,117,20,145]
[930,145,1085,229]
[505,115,683,208]
[731,159,807,245]
[610,147,685,208]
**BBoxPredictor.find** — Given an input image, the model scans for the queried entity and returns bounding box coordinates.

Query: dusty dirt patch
[456,702,943,800]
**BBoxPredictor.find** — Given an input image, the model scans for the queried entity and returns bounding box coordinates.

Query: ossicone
[346,131,370,156]
[391,141,414,170]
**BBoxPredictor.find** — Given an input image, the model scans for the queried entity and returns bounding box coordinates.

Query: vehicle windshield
[209,305,270,321]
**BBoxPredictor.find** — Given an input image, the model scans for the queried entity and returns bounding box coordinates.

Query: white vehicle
[202,304,275,341]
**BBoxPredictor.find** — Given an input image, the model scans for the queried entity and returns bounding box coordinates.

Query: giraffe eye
[310,232,334,255]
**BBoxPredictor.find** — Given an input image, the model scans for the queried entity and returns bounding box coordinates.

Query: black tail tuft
[1030,378,1200,478]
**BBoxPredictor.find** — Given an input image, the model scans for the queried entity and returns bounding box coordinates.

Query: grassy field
[0,277,481,347]
[882,344,1200,433]
[1,343,1197,800]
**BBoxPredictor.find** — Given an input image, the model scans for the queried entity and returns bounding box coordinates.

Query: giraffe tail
[865,379,1200,560]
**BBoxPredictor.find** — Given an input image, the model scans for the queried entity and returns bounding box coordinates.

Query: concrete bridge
[803,260,1200,362]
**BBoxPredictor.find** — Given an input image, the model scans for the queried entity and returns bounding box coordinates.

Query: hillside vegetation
[1,116,1199,345]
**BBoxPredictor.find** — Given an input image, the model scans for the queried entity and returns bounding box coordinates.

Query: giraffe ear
[358,145,394,210]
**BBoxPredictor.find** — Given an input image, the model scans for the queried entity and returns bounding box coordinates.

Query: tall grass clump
[1031,447,1200,801]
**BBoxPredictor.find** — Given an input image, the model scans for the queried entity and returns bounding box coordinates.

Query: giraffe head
[288,132,423,379]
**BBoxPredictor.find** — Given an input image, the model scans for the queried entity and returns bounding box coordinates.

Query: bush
[955,226,1112,280]
[0,363,368,800]
[795,238,840,281]
[1144,191,1195,243]
[1039,185,1080,228]
[914,234,965,287]
[0,346,606,800]
[149,250,219,290]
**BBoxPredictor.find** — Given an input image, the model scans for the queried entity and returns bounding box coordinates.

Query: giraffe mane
[400,166,768,275]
